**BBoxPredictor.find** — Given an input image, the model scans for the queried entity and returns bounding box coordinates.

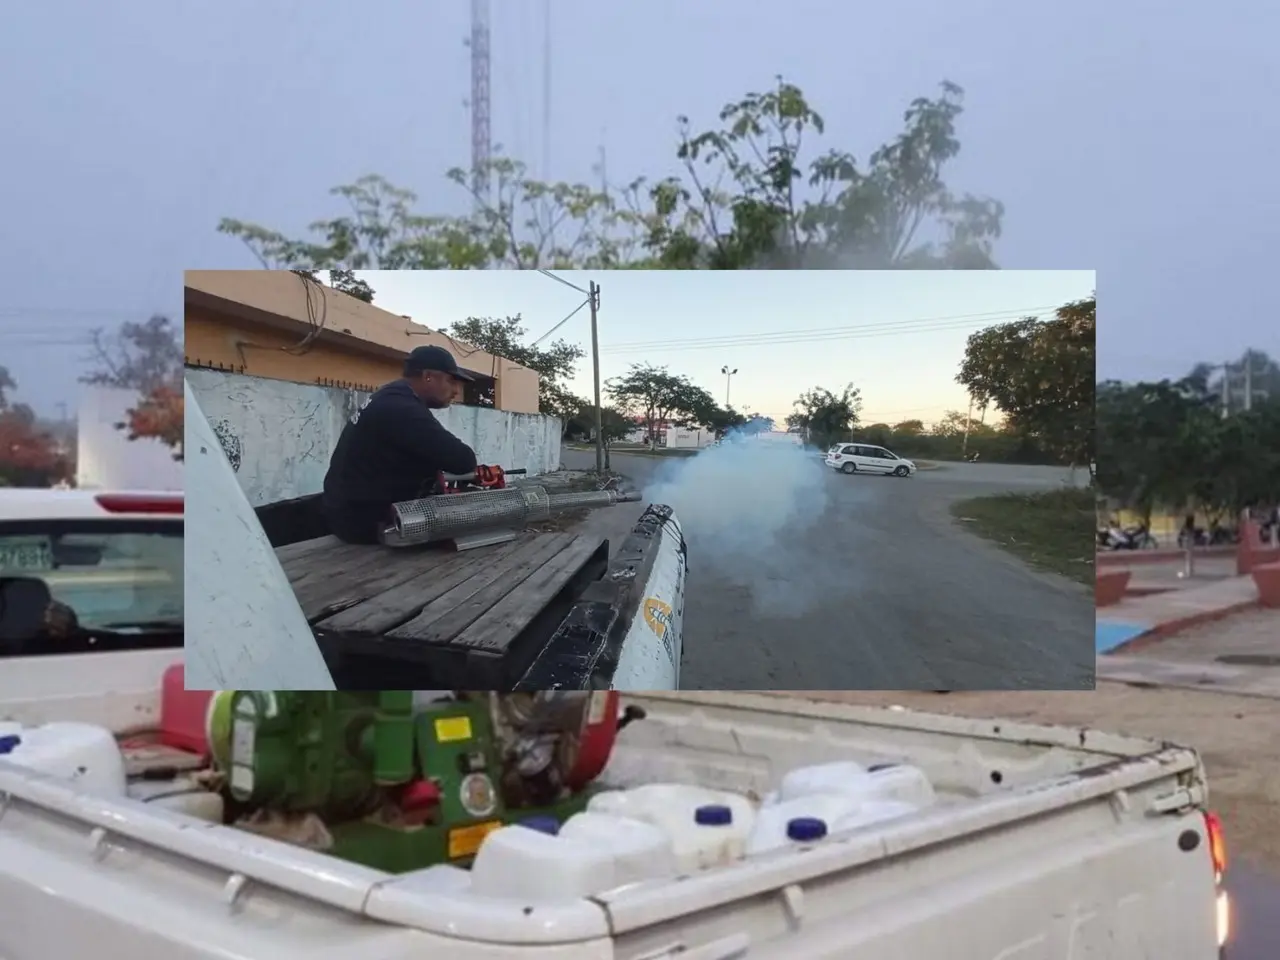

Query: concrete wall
[185,369,562,507]
[76,386,184,491]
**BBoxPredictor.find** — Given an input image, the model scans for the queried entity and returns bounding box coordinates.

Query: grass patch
[951,488,1096,586]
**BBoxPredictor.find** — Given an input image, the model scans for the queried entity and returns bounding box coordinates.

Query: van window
[0,518,182,657]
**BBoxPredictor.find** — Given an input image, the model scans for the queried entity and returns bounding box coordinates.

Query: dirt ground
[777,685,1280,874]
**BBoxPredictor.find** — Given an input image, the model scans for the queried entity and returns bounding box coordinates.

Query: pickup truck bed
[276,531,610,689]
[0,676,1225,960]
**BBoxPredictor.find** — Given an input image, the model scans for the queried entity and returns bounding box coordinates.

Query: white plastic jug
[0,722,126,796]
[560,811,679,886]
[471,824,616,902]
[587,784,755,872]
[863,763,936,807]
[833,799,920,833]
[745,793,863,856]
[776,760,936,809]
[776,761,871,803]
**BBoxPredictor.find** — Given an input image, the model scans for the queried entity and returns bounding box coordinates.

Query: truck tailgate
[0,692,1220,959]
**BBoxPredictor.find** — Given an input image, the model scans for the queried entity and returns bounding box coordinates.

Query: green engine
[209,691,595,873]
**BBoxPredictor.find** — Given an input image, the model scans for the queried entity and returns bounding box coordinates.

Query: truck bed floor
[274,532,609,689]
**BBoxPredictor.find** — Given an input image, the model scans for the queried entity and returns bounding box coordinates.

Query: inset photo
[183,268,1095,691]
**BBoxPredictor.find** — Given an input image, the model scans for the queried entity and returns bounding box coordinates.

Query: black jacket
[322,380,477,517]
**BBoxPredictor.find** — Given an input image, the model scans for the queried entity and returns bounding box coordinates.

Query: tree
[699,404,748,439]
[81,315,183,394]
[1094,369,1280,525]
[741,414,775,435]
[120,384,185,461]
[328,269,375,303]
[565,404,633,444]
[81,315,185,460]
[442,315,586,419]
[0,372,66,486]
[893,419,925,436]
[956,295,1096,465]
[786,384,862,449]
[218,78,1002,272]
[0,366,15,410]
[607,363,709,447]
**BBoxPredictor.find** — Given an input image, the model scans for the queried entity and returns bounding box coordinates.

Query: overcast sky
[364,270,1093,424]
[3,0,1276,414]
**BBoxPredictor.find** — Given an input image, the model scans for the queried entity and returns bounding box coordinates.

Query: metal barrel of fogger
[387,485,640,546]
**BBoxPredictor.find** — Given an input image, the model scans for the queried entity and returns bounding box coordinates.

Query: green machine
[210,691,604,874]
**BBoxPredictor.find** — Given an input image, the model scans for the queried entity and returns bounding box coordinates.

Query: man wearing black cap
[322,345,479,544]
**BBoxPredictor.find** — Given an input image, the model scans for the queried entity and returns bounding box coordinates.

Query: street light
[721,365,738,407]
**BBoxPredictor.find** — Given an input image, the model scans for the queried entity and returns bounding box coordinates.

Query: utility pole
[1244,351,1254,412]
[721,365,738,407]
[961,394,974,460]
[1221,361,1231,419]
[589,282,604,474]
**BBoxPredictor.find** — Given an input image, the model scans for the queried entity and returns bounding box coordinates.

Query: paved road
[1231,863,1280,959]
[563,446,1093,691]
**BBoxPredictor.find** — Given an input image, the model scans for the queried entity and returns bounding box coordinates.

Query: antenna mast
[469,0,492,212]
[542,0,552,180]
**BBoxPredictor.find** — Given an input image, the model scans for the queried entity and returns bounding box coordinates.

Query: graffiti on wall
[211,419,243,472]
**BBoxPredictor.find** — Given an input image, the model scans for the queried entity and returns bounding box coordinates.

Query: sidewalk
[1098,601,1280,698]
[1096,574,1261,653]
[1098,654,1280,700]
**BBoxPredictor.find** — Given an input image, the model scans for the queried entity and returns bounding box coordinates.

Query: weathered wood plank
[386,533,577,644]
[450,535,607,657]
[316,539,527,636]
[290,545,459,622]
[277,540,382,586]
[275,534,346,565]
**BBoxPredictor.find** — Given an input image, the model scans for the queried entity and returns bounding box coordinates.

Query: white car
[825,443,917,477]
[0,488,183,658]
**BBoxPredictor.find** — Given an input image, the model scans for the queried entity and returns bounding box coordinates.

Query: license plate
[447,820,503,859]
[0,539,53,572]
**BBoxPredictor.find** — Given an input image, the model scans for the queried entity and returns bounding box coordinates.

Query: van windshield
[0,518,182,656]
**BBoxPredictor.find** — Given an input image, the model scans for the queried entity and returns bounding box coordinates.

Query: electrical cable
[530,297,591,347]
[537,269,589,295]
[598,305,1060,354]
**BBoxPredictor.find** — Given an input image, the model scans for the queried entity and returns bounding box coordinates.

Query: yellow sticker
[643,598,673,639]
[447,820,503,859]
[434,715,473,743]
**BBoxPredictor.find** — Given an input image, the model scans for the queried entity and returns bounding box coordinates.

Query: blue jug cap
[695,804,733,825]
[518,815,561,835]
[786,816,828,842]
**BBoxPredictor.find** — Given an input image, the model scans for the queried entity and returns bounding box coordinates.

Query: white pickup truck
[0,649,1230,959]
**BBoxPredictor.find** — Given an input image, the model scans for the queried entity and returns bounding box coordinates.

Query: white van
[826,442,917,477]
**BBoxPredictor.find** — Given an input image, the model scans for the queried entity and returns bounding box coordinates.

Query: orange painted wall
[182,271,541,412]
[185,307,404,392]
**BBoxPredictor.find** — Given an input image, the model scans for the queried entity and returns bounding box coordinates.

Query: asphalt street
[563,446,1094,691]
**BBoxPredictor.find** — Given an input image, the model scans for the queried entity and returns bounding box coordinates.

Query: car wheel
[841,462,857,474]
[893,465,909,477]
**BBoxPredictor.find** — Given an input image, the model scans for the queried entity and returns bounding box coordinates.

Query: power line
[537,269,589,295]
[530,297,591,346]
[599,305,1059,354]
[599,314,1051,356]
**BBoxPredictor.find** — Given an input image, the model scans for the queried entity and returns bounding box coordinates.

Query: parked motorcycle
[1098,523,1158,550]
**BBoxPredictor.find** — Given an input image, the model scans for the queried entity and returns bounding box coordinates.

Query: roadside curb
[1097,653,1280,700]
[1110,599,1262,654]
[1096,546,1236,567]
[564,445,697,461]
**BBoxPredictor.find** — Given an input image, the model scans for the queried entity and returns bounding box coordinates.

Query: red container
[159,664,213,756]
